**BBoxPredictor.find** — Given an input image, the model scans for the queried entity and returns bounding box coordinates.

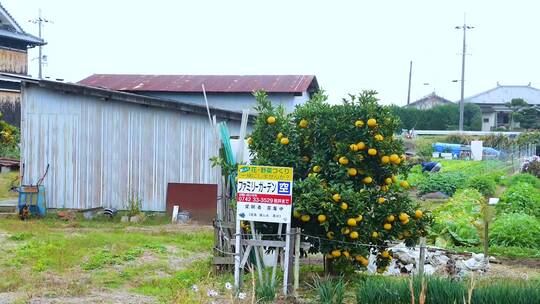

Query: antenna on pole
[29,9,52,79]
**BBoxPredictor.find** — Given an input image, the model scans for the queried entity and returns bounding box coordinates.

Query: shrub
[255,280,276,303]
[479,134,513,149]
[247,91,431,272]
[468,176,496,197]
[490,213,540,248]
[310,275,346,304]
[0,112,19,158]
[444,134,472,145]
[497,182,540,217]
[521,155,540,178]
[431,189,483,246]
[504,173,540,189]
[417,172,466,196]
[416,141,433,161]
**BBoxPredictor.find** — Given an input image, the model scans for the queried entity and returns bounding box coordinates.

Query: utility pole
[456,20,474,132]
[29,9,51,79]
[407,60,413,105]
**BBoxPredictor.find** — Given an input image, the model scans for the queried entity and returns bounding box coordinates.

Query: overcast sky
[5,0,540,105]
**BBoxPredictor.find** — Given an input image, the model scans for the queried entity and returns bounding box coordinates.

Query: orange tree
[247,90,431,272]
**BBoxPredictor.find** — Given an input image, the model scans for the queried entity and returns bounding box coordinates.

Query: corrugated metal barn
[78,74,319,113]
[20,79,244,211]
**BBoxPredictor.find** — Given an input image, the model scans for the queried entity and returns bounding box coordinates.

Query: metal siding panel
[22,86,221,211]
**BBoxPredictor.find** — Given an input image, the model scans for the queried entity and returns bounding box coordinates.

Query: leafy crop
[417,172,466,196]
[490,213,540,248]
[248,91,431,272]
[503,173,540,189]
[497,182,540,217]
[430,189,484,246]
[467,176,496,197]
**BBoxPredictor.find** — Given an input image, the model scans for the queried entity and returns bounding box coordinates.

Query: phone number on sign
[237,193,291,205]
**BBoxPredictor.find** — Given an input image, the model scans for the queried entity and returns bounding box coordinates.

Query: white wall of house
[481,112,496,131]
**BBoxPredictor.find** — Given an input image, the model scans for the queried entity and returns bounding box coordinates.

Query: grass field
[0,215,222,303]
[0,171,18,200]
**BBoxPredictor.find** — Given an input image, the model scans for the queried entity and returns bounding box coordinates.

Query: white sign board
[471,140,483,161]
[236,165,293,224]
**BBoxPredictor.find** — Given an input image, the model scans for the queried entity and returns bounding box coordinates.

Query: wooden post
[293,228,301,296]
[233,218,242,291]
[250,221,264,283]
[271,223,283,286]
[418,237,426,276]
[483,221,489,262]
[282,225,292,295]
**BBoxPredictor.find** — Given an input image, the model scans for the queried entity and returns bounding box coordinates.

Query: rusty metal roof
[78,74,319,94]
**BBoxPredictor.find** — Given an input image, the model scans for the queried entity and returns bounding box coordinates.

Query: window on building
[483,118,489,123]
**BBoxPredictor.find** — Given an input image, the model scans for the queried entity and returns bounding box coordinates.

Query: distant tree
[505,98,528,130]
[390,103,481,131]
[464,103,483,131]
[517,107,540,130]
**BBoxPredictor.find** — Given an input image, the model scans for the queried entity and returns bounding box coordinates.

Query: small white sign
[441,152,453,160]
[172,205,179,223]
[488,198,499,205]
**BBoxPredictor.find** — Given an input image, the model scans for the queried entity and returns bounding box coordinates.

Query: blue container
[18,185,46,217]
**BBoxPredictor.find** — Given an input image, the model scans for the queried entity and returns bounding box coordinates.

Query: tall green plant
[310,275,346,304]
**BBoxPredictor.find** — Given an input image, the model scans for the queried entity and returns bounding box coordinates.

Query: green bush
[431,189,483,246]
[416,142,433,161]
[479,134,513,149]
[468,176,496,197]
[497,182,540,217]
[504,173,540,189]
[490,213,540,248]
[443,134,472,145]
[417,172,466,196]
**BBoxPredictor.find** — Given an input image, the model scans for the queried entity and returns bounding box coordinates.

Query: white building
[463,83,540,131]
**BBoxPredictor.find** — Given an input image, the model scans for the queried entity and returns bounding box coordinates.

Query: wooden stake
[271,223,283,286]
[250,221,264,283]
[293,228,301,296]
[418,237,426,276]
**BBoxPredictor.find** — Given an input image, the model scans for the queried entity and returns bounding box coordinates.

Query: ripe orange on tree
[367,118,377,127]
[246,90,432,271]
[338,156,349,165]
